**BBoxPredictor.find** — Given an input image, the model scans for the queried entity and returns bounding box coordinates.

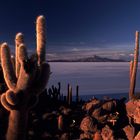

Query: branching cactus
[0,15,50,140]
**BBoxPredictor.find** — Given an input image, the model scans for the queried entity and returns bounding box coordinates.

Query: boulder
[93,131,103,140]
[134,132,140,140]
[123,125,135,140]
[83,98,102,113]
[101,125,115,140]
[126,100,140,124]
[102,100,117,112]
[80,132,93,140]
[80,116,97,133]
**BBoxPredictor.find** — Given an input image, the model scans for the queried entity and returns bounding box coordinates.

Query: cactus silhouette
[0,15,50,140]
[76,85,79,103]
[129,31,139,100]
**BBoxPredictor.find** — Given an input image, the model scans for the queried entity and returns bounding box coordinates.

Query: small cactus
[58,115,64,131]
[67,84,72,105]
[0,15,50,140]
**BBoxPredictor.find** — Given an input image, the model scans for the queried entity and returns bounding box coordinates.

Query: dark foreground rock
[80,97,140,140]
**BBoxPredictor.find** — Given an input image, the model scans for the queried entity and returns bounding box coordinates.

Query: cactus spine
[129,31,139,100]
[0,15,50,140]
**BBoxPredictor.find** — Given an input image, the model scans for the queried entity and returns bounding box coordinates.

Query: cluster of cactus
[47,82,62,100]
[0,15,50,140]
[129,31,139,100]
[47,83,80,106]
[67,84,80,105]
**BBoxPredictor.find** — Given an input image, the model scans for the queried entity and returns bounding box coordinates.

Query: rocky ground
[27,93,140,140]
[0,83,140,140]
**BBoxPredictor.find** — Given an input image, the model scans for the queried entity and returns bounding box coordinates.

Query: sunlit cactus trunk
[129,60,133,78]
[6,110,28,140]
[129,31,139,100]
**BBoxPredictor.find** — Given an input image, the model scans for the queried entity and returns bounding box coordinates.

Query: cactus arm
[1,43,16,91]
[1,94,16,111]
[11,55,15,70]
[16,44,34,93]
[36,15,46,65]
[129,31,139,100]
[18,44,28,64]
[15,33,24,78]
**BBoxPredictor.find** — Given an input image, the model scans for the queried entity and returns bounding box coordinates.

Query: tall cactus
[129,31,139,100]
[0,15,50,140]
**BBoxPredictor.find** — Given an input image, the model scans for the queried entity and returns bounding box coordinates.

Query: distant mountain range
[48,55,126,62]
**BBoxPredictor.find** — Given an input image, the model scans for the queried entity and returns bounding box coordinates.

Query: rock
[93,131,103,140]
[83,98,102,113]
[80,132,93,140]
[92,107,102,118]
[134,132,140,140]
[42,112,53,120]
[133,107,140,124]
[102,100,117,112]
[92,108,108,123]
[41,132,52,139]
[123,125,135,140]
[59,106,72,115]
[101,125,115,140]
[126,100,140,124]
[28,130,34,136]
[60,133,71,140]
[80,116,97,133]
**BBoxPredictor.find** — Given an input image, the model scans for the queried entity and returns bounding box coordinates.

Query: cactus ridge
[1,43,17,91]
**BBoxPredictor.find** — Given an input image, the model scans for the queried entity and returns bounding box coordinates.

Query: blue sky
[0,0,140,60]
